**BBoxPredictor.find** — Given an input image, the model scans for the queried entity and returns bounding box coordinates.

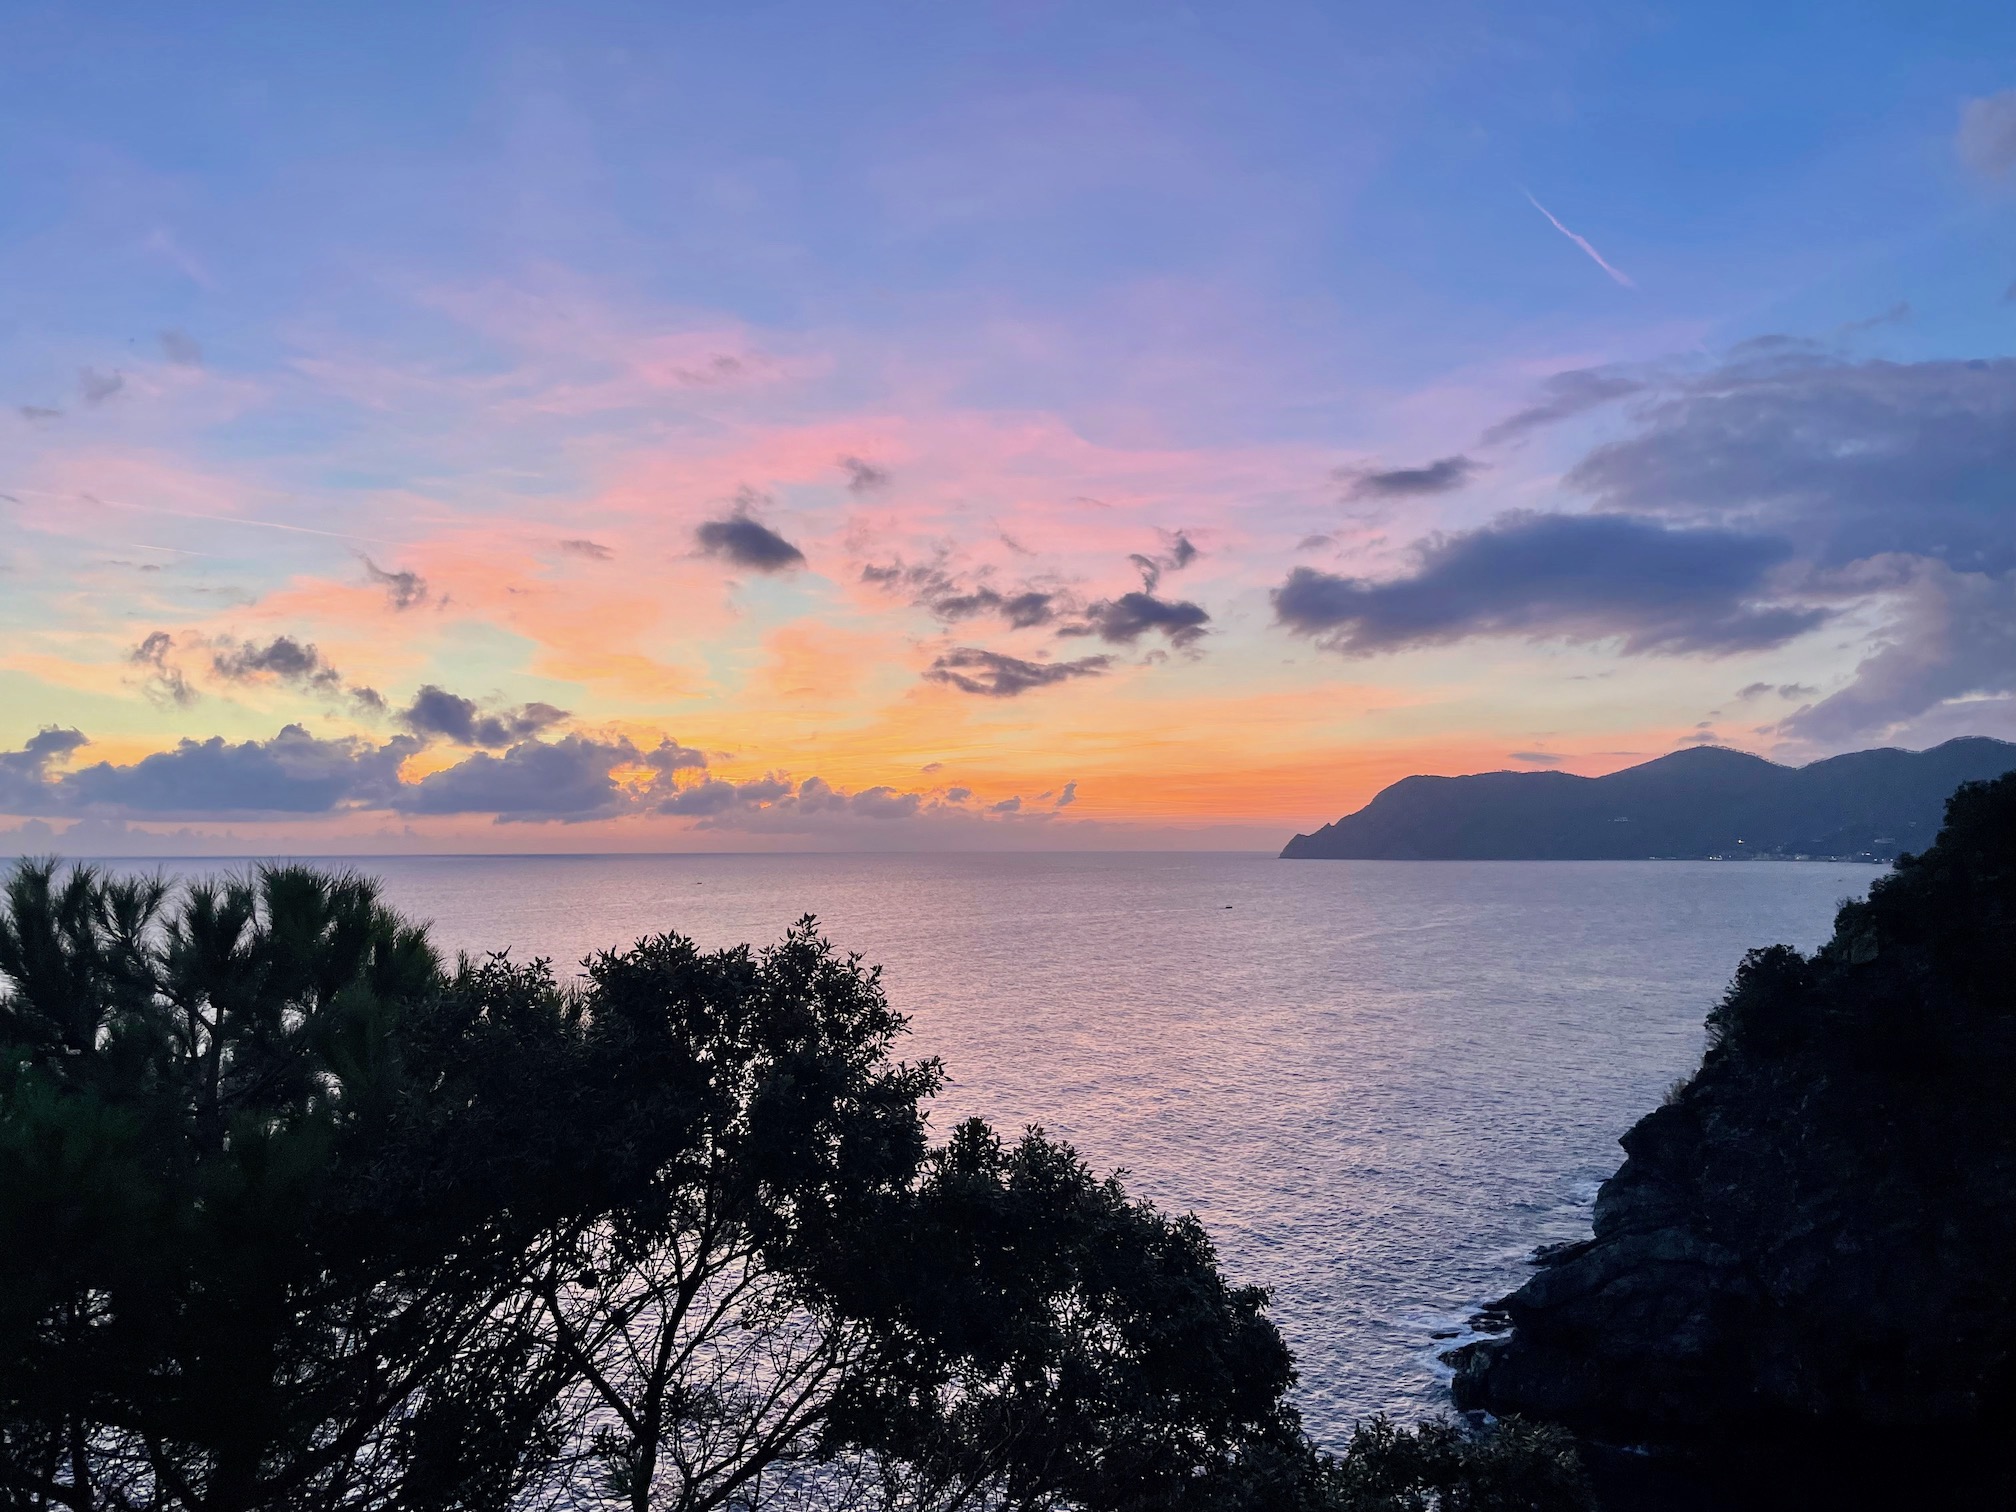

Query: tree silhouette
[0,862,1588,1512]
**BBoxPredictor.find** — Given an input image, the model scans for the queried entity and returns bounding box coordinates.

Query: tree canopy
[0,859,1587,1512]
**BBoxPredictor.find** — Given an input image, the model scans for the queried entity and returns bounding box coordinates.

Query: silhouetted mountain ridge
[1280,737,2016,860]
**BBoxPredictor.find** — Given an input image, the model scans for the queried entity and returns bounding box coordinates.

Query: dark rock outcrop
[1282,736,2016,860]
[1449,772,2016,1453]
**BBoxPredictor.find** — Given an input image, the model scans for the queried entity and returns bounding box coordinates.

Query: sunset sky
[3,1,2015,852]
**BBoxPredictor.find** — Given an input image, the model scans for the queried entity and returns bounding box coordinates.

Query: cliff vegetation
[1451,772,2016,1497]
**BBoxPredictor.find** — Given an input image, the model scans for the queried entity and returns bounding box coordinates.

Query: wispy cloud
[14,487,405,546]
[1522,190,1636,289]
[1958,91,2016,179]
[362,557,433,609]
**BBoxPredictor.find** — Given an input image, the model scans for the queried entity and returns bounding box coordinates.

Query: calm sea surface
[136,852,1878,1449]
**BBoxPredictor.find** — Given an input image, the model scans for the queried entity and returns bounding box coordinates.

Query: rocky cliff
[1449,772,2016,1455]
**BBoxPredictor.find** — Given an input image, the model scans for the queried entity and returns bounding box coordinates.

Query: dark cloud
[0,717,687,825]
[656,773,928,825]
[1556,344,2016,745]
[827,783,918,820]
[210,635,343,692]
[1552,348,2016,744]
[0,722,1070,834]
[393,728,701,822]
[1296,534,1335,552]
[1340,456,1480,500]
[387,731,692,821]
[952,588,1056,627]
[11,729,89,767]
[393,734,634,822]
[159,329,202,366]
[863,561,1058,628]
[840,455,890,493]
[17,405,62,422]
[129,631,198,708]
[0,729,89,812]
[659,776,791,817]
[1128,529,1200,591]
[1063,591,1210,647]
[1565,352,2016,574]
[695,494,805,572]
[1055,780,1078,807]
[559,538,613,560]
[638,738,709,774]
[59,727,416,817]
[1272,511,1824,657]
[130,630,389,711]
[657,780,737,817]
[131,632,173,665]
[78,368,124,406]
[739,775,920,822]
[363,557,431,609]
[1509,751,1564,766]
[1480,369,1646,445]
[655,770,1079,835]
[1958,91,2016,178]
[399,685,570,747]
[924,648,1112,697]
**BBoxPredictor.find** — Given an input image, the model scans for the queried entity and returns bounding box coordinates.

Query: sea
[131,851,1880,1451]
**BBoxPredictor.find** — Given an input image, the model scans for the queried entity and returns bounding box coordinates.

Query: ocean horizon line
[4,849,1890,865]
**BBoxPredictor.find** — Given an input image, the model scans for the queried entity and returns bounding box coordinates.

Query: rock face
[1281,736,2016,860]
[1450,773,2016,1447]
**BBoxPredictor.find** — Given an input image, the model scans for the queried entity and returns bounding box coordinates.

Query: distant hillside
[1280,737,2016,860]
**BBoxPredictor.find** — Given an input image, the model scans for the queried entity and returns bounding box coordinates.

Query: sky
[3,0,2015,853]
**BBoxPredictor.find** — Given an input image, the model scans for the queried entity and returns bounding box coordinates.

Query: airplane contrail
[1523,189,1636,289]
[3,487,403,546]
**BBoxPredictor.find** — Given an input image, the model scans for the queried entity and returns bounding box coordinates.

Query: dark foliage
[0,862,582,1512]
[829,1119,1295,1510]
[1453,773,2016,1476]
[0,861,1591,1512]
[1210,1417,1593,1512]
